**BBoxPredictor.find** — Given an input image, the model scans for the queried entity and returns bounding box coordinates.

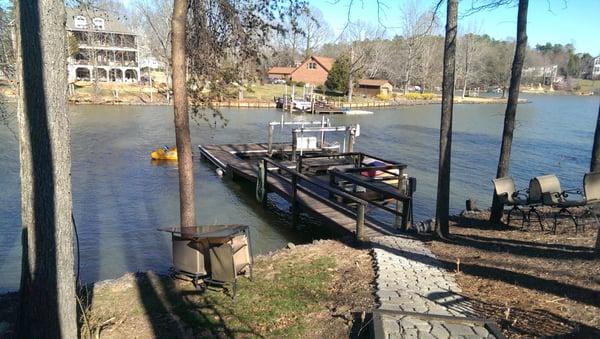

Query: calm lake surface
[0,94,598,291]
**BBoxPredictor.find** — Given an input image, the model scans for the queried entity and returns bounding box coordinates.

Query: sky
[4,0,595,55]
[310,0,600,56]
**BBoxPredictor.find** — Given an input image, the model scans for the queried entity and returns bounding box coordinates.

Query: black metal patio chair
[545,171,600,234]
[492,177,529,226]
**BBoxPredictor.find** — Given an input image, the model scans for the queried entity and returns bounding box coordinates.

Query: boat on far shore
[343,109,374,115]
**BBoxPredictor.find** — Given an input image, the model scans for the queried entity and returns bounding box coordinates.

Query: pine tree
[325,54,350,93]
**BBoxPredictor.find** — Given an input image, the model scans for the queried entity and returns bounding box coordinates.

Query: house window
[74,16,87,28]
[308,62,317,69]
[93,18,105,30]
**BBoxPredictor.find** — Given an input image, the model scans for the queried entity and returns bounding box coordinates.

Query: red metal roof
[268,67,296,75]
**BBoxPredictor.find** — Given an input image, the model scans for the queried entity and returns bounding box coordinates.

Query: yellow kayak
[151,146,178,160]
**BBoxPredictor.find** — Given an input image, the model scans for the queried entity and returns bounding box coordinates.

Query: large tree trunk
[591,103,600,172]
[595,105,600,255]
[403,45,412,95]
[16,1,77,337]
[165,61,171,103]
[489,0,529,223]
[435,0,458,239]
[172,0,196,233]
[347,77,353,103]
[347,46,354,102]
[461,52,469,99]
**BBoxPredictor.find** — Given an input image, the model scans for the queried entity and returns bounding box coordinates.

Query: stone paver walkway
[371,235,501,339]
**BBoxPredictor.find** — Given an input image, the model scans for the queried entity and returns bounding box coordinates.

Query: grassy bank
[0,240,375,338]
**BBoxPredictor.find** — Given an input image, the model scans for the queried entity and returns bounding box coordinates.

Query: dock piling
[356,204,365,242]
[261,159,269,207]
[291,130,297,161]
[267,125,274,157]
[291,175,300,228]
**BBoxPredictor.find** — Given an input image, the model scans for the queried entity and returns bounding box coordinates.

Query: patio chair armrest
[511,190,528,200]
[561,188,582,198]
[541,191,562,205]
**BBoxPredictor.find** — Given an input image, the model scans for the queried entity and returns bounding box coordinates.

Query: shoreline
[64,97,530,107]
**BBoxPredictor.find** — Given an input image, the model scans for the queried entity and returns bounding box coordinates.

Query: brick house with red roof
[268,56,334,86]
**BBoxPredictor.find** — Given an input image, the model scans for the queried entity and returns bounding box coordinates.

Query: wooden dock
[199,143,412,240]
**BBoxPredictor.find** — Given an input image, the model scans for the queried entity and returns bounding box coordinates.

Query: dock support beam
[401,201,410,231]
[356,204,365,242]
[267,125,274,157]
[291,130,297,162]
[395,172,405,229]
[261,159,269,207]
[291,175,300,228]
[347,130,355,153]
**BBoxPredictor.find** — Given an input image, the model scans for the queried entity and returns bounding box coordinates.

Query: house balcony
[71,59,138,68]
[77,41,137,50]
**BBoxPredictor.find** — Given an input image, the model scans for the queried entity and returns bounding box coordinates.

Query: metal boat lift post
[291,125,359,162]
[266,117,331,156]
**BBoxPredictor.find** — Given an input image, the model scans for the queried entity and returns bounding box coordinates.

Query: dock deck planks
[199,143,398,239]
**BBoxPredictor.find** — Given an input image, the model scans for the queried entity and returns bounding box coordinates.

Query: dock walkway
[199,143,399,239]
[371,235,504,338]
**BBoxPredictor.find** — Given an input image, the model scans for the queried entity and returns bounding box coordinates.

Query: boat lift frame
[290,125,359,162]
[267,116,331,156]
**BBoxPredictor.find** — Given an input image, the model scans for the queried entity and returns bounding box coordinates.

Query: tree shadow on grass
[448,213,598,255]
[132,272,262,338]
[440,233,597,260]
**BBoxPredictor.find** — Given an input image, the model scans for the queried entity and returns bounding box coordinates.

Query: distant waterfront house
[66,8,140,83]
[593,56,600,79]
[522,65,558,84]
[356,79,393,96]
[267,56,335,85]
[139,56,163,70]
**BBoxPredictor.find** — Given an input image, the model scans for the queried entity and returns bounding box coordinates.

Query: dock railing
[262,157,369,241]
[297,152,414,230]
[329,168,413,231]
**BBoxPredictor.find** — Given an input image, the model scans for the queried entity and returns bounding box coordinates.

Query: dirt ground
[427,210,600,338]
[0,239,375,338]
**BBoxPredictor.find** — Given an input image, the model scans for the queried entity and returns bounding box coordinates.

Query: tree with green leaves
[325,54,350,93]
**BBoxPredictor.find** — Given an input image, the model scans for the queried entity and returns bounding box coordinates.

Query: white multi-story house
[523,65,558,81]
[139,56,163,70]
[66,8,140,83]
[592,56,600,79]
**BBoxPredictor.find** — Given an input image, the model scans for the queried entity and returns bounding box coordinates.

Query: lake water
[0,94,598,291]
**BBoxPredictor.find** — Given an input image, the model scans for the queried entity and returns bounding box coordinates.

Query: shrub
[405,92,435,100]
[376,92,391,100]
